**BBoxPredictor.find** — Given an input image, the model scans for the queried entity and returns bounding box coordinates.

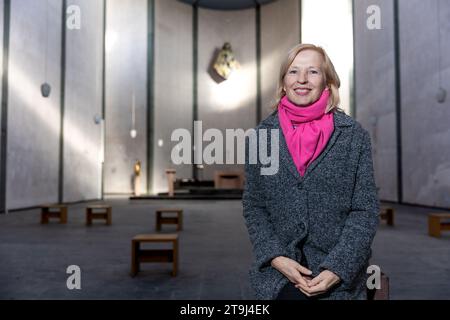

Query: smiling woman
[243,43,380,300]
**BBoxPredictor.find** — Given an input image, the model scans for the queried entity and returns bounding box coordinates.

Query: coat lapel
[279,124,302,181]
[302,127,341,178]
[304,111,353,180]
[264,111,302,181]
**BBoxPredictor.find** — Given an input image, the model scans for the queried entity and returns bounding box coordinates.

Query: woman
[243,44,379,300]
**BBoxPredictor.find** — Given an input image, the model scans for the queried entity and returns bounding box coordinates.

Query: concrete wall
[104,0,148,194]
[0,0,3,133]
[399,0,450,208]
[7,0,62,209]
[197,7,257,180]
[354,0,397,202]
[5,0,447,208]
[4,0,104,209]
[152,0,302,192]
[0,0,307,206]
[354,0,450,208]
[63,0,104,202]
[0,1,4,187]
[153,0,193,194]
[260,0,300,120]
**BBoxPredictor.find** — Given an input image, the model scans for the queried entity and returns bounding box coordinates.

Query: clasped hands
[271,256,340,297]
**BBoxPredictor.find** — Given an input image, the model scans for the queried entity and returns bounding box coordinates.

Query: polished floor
[0,199,449,300]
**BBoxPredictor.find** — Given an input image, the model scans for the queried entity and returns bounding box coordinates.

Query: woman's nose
[297,71,307,84]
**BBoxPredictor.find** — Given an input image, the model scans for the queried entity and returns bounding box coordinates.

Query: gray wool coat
[242,110,380,300]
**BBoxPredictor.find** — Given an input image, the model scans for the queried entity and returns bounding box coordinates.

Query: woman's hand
[295,270,340,297]
[271,256,313,289]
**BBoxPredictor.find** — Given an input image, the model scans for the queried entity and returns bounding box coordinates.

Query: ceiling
[178,0,278,10]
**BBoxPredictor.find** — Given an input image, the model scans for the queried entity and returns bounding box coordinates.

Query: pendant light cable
[44,0,49,82]
[437,0,442,87]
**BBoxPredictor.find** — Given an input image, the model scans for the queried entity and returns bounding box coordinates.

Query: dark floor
[0,199,449,300]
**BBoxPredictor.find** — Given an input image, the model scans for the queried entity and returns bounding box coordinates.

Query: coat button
[298,221,307,234]
[297,183,303,190]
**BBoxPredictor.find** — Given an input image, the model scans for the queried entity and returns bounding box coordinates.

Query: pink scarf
[278,89,334,177]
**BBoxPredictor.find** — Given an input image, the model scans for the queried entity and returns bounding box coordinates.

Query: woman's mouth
[294,88,311,96]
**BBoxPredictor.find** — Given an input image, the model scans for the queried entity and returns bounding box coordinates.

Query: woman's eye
[309,70,318,74]
[288,70,297,74]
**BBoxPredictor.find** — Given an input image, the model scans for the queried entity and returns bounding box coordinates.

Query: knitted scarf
[278,89,334,176]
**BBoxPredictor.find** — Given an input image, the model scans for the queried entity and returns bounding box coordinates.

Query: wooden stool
[86,205,112,226]
[214,170,244,189]
[428,213,450,238]
[380,207,394,226]
[367,273,390,300]
[40,204,68,224]
[131,234,179,277]
[156,208,183,231]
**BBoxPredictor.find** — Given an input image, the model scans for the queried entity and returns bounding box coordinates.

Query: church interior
[0,0,449,300]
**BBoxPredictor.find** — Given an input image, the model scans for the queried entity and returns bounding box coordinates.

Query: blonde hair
[273,43,341,113]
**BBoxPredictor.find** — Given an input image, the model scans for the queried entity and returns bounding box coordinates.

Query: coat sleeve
[242,134,288,271]
[319,129,380,287]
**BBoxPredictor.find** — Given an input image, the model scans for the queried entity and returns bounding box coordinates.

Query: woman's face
[283,49,326,107]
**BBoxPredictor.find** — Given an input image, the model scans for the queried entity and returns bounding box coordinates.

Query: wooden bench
[86,205,112,226]
[156,208,183,231]
[428,213,450,238]
[380,207,394,226]
[367,272,390,300]
[40,204,68,224]
[131,234,179,277]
